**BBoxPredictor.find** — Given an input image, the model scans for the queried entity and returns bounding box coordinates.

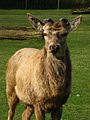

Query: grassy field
[0,10,90,120]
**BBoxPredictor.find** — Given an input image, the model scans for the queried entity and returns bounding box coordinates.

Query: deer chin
[47,50,63,59]
[54,52,64,59]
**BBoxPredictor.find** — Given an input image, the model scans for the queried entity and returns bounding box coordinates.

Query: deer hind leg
[7,89,19,120]
[22,105,34,120]
[51,106,63,120]
[34,104,45,120]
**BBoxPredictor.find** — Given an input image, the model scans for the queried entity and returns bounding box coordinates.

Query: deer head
[27,13,82,58]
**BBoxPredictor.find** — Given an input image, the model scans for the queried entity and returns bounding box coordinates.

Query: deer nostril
[55,45,60,51]
[49,45,54,51]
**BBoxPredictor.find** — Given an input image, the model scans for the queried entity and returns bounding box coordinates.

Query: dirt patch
[72,8,90,14]
[0,26,41,40]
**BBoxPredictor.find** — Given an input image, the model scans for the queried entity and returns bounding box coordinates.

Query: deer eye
[43,31,52,36]
[43,33,48,36]
[61,32,68,37]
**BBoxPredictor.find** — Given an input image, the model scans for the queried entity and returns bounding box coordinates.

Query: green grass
[0,9,90,120]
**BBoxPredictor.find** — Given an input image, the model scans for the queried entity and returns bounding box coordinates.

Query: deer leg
[22,105,34,120]
[7,91,19,120]
[34,104,45,120]
[51,106,62,120]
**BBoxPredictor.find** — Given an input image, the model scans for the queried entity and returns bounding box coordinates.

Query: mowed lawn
[0,10,90,120]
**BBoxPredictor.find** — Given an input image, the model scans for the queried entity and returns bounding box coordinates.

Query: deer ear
[27,13,44,32]
[70,15,82,31]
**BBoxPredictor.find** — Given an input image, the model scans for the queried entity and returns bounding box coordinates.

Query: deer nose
[49,44,60,53]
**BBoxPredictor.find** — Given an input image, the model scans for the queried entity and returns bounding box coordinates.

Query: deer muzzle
[49,44,60,54]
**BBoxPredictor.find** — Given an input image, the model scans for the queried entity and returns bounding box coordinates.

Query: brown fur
[6,47,71,120]
[6,14,82,120]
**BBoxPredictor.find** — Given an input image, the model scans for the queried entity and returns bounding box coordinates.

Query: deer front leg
[51,106,62,120]
[7,90,19,120]
[22,105,34,120]
[34,104,45,120]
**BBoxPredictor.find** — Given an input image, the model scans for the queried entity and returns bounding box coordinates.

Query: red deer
[6,13,82,120]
